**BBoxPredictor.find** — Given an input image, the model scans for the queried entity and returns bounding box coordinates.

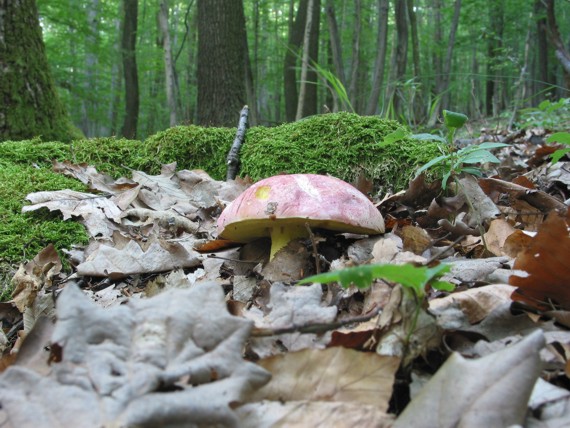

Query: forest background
[28,0,570,141]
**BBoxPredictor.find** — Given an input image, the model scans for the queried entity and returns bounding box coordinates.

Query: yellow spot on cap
[255,185,271,199]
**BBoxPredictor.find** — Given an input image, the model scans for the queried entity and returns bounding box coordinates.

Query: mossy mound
[0,155,89,292]
[241,112,439,191]
[139,112,441,191]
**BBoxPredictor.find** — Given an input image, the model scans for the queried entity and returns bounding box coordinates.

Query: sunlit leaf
[443,110,468,129]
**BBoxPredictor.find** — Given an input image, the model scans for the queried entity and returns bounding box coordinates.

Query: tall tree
[0,0,81,142]
[544,0,570,88]
[296,0,315,120]
[283,0,320,121]
[365,0,389,115]
[120,0,139,138]
[485,0,505,116]
[384,0,408,115]
[197,0,247,126]
[158,0,178,127]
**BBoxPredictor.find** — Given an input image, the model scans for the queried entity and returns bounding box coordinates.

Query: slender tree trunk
[0,0,80,141]
[407,0,420,78]
[197,0,247,126]
[83,0,99,137]
[439,0,461,111]
[544,0,570,87]
[120,0,139,138]
[326,0,347,88]
[296,0,314,121]
[284,0,307,121]
[534,0,551,99]
[159,0,178,127]
[348,0,362,108]
[384,0,408,115]
[109,14,122,136]
[485,0,504,116]
[365,0,389,115]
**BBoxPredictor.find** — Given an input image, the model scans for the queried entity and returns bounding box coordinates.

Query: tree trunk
[348,0,362,108]
[0,0,81,142]
[485,0,504,116]
[544,0,570,87]
[326,0,347,89]
[384,0,408,115]
[439,0,462,111]
[284,0,320,121]
[406,0,420,78]
[82,0,99,137]
[120,0,139,138]
[159,0,178,127]
[197,0,247,126]
[534,0,551,99]
[296,0,315,121]
[365,0,389,115]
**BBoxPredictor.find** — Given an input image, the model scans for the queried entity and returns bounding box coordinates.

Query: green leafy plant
[519,98,570,129]
[298,263,454,298]
[299,263,454,350]
[547,132,570,164]
[413,110,509,189]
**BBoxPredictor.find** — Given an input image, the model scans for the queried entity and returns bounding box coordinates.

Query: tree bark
[384,0,408,115]
[158,0,178,127]
[534,0,552,99]
[348,0,362,109]
[120,0,139,138]
[296,0,315,121]
[544,0,570,87]
[0,0,80,142]
[284,0,320,121]
[326,0,347,89]
[365,0,389,115]
[439,0,462,111]
[82,0,99,137]
[197,0,247,126]
[485,0,505,116]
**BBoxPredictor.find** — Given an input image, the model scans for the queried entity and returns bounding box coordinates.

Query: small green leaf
[460,150,500,164]
[461,167,483,176]
[430,280,455,292]
[475,142,510,150]
[442,170,452,189]
[299,263,454,295]
[551,148,570,164]
[547,132,570,146]
[411,133,447,144]
[415,154,449,177]
[443,110,468,129]
[379,128,408,146]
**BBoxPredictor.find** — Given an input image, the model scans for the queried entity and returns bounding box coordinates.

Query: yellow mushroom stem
[269,224,309,260]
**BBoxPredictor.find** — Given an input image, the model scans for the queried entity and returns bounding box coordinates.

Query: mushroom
[217,174,385,260]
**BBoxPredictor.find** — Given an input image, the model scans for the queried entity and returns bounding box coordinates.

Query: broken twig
[226,105,249,181]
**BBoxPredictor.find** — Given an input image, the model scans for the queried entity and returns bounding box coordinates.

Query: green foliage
[299,263,454,299]
[311,61,354,112]
[519,98,570,130]
[547,132,570,164]
[414,110,509,189]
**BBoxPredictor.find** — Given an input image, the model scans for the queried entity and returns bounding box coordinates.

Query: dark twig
[250,306,381,337]
[305,222,320,274]
[226,105,249,180]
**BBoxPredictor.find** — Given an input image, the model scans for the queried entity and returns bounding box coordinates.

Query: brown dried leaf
[252,347,400,411]
[11,245,61,313]
[394,330,545,428]
[237,400,393,428]
[510,209,570,310]
[0,282,270,427]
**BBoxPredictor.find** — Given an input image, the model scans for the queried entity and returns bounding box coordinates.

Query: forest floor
[0,123,569,427]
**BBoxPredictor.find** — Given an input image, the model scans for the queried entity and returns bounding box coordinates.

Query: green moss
[71,137,145,177]
[241,112,440,191]
[0,161,89,288]
[141,126,235,178]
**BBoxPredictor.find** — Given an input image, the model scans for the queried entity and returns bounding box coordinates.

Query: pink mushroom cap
[217,174,385,257]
